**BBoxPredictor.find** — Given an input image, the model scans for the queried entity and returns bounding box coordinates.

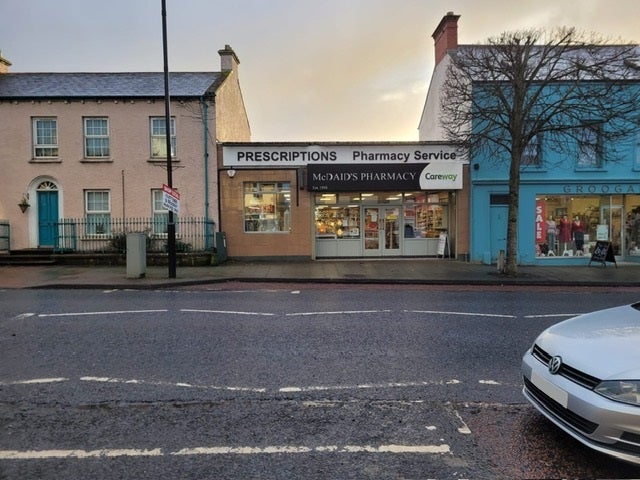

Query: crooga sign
[222,143,465,191]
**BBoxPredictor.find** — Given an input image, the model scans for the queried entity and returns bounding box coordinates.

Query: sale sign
[535,201,546,243]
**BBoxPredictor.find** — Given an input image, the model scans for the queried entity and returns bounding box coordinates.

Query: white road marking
[523,313,580,318]
[0,378,68,386]
[279,379,462,393]
[79,376,267,393]
[406,310,516,318]
[174,444,451,455]
[37,309,167,318]
[181,309,275,316]
[286,310,391,317]
[0,444,451,460]
[452,410,472,435]
[1,377,469,392]
[479,380,501,385]
[0,449,163,459]
[0,376,525,394]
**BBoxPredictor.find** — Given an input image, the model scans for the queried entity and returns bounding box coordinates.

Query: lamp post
[161,0,177,278]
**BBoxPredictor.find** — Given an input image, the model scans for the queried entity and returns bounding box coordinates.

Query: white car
[522,302,640,465]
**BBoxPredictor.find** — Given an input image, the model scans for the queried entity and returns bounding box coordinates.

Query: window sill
[30,158,62,164]
[574,167,606,172]
[148,158,179,163]
[81,158,113,163]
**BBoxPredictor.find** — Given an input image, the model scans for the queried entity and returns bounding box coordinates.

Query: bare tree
[440,27,640,275]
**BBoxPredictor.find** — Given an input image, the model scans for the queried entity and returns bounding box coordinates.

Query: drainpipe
[201,96,210,223]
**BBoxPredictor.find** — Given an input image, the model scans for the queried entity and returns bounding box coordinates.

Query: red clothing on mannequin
[572,218,586,251]
[558,216,572,243]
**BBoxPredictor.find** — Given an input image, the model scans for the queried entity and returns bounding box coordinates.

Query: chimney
[0,51,11,74]
[218,44,240,73]
[432,12,460,65]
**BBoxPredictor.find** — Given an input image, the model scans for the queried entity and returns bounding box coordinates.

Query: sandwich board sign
[588,241,617,267]
[162,184,180,214]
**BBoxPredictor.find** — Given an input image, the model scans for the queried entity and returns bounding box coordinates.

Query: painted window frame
[576,122,603,169]
[85,190,111,236]
[150,117,176,159]
[521,132,542,167]
[152,189,170,236]
[84,117,110,158]
[32,117,59,158]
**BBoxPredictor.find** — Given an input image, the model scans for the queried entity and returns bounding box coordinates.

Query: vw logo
[548,356,563,374]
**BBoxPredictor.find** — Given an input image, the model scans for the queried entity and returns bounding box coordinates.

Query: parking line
[181,309,275,316]
[406,310,516,318]
[37,310,168,318]
[0,444,451,460]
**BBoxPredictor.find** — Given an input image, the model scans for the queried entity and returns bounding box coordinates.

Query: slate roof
[0,72,222,99]
[452,44,640,82]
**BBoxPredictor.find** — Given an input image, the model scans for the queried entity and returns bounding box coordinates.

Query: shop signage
[162,184,180,214]
[307,162,463,191]
[535,201,546,243]
[562,184,639,194]
[588,241,617,267]
[223,143,466,167]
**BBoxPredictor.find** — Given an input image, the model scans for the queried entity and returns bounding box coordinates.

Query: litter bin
[126,232,146,278]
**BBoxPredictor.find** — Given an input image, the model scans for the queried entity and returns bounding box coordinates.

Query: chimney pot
[432,12,460,65]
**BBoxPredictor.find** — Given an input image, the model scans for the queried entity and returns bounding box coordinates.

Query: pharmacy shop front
[221,143,468,260]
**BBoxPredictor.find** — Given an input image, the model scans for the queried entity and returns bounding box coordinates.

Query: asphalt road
[1,284,639,479]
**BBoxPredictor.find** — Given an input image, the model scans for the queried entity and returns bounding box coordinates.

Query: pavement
[0,258,638,289]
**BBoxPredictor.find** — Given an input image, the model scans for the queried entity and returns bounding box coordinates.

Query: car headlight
[595,380,640,406]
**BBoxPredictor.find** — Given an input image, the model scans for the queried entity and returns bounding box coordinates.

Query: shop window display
[315,206,361,239]
[313,192,448,240]
[536,194,640,257]
[244,182,291,233]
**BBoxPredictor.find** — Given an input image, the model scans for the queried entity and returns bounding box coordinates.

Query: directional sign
[162,184,180,214]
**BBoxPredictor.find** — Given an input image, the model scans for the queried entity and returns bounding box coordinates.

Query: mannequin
[546,216,557,255]
[572,216,586,254]
[558,214,572,255]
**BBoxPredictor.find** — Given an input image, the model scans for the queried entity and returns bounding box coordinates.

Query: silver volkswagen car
[522,302,640,465]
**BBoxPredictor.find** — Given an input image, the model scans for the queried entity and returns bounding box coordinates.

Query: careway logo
[419,162,462,189]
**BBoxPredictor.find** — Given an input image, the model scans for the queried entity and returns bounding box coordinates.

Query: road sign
[162,184,180,214]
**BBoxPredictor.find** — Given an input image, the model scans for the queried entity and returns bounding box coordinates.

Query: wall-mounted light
[18,193,30,213]
[227,169,236,178]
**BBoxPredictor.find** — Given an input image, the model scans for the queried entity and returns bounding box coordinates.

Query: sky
[1,0,638,142]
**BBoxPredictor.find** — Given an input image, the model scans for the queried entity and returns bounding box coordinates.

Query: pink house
[0,46,249,253]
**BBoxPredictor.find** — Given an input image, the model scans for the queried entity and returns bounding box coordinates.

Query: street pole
[161,0,177,278]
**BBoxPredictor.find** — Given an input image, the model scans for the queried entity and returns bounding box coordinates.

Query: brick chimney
[432,12,460,65]
[218,45,240,73]
[0,52,11,74]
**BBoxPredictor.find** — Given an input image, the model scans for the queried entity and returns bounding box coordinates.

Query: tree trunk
[504,151,521,276]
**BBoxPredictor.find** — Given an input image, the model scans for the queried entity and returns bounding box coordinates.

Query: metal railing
[54,217,216,254]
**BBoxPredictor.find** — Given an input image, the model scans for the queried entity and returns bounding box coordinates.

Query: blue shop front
[471,176,640,266]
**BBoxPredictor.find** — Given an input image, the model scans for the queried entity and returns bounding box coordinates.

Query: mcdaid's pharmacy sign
[307,163,463,191]
[223,143,466,191]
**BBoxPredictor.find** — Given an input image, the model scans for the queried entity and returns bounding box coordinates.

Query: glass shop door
[363,207,401,256]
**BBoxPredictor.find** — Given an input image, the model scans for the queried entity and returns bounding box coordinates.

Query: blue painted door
[38,190,58,247]
[490,205,508,262]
